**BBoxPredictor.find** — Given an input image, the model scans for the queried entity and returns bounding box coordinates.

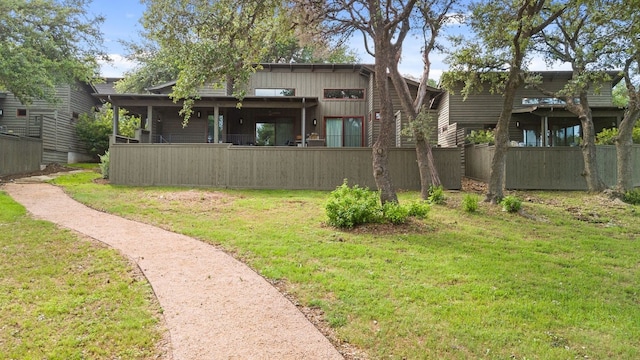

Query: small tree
[76,104,140,159]
[76,113,111,159]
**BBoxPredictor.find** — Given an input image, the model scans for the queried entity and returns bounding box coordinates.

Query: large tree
[138,0,291,121]
[443,0,566,203]
[116,19,359,94]
[530,1,619,192]
[386,0,461,199]
[0,0,106,104]
[610,0,640,192]
[320,0,422,204]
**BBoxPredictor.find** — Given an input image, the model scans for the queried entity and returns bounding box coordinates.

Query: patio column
[301,98,306,146]
[543,116,549,146]
[147,105,153,143]
[112,104,119,144]
[214,105,219,143]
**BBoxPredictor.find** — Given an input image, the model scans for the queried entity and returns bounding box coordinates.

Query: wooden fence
[0,134,42,176]
[109,144,462,190]
[465,144,640,190]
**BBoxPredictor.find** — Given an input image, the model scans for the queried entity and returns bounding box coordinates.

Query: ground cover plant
[53,172,640,359]
[0,191,166,359]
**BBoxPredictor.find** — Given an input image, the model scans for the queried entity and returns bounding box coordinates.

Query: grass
[48,172,640,359]
[0,189,165,359]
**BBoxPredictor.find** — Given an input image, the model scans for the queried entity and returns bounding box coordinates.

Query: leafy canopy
[0,0,106,104]
[118,0,357,97]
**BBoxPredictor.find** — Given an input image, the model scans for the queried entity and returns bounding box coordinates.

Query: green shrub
[76,113,111,159]
[623,188,640,205]
[325,180,381,228]
[406,201,431,218]
[596,126,640,145]
[466,129,495,145]
[99,151,110,179]
[500,195,522,213]
[427,185,446,205]
[382,202,410,225]
[462,194,480,213]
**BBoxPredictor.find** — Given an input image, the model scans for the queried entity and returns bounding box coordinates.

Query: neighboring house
[0,82,102,164]
[437,71,625,147]
[93,63,439,148]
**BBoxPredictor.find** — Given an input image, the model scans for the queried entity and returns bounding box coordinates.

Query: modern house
[0,82,101,164]
[93,63,439,149]
[437,71,624,147]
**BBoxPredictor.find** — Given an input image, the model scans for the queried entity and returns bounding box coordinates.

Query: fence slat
[1,135,42,176]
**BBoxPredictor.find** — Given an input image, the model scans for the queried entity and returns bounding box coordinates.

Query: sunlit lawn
[53,171,640,359]
[0,190,165,359]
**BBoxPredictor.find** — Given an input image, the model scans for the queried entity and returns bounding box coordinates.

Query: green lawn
[44,172,640,358]
[0,189,166,359]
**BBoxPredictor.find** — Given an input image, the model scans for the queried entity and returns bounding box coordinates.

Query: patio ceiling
[92,93,319,115]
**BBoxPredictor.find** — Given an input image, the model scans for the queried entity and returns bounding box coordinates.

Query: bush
[466,129,495,145]
[623,188,640,205]
[99,151,110,179]
[427,185,446,205]
[325,180,381,228]
[500,195,522,213]
[382,202,410,225]
[407,201,431,218]
[462,194,480,213]
[596,126,640,145]
[76,113,111,159]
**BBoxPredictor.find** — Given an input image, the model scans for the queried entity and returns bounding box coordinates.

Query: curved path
[4,182,343,360]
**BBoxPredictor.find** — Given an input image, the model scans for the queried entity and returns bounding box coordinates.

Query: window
[17,109,27,117]
[522,97,580,105]
[551,124,581,146]
[255,118,294,146]
[255,88,295,96]
[326,117,363,147]
[323,89,365,100]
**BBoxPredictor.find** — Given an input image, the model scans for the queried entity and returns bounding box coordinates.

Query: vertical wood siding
[0,135,42,176]
[0,83,100,164]
[109,145,462,190]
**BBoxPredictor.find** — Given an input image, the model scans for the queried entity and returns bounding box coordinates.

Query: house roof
[93,78,123,95]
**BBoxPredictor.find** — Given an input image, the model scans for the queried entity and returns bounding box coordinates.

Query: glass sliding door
[326,118,343,147]
[255,118,294,146]
[326,117,363,147]
[344,117,362,147]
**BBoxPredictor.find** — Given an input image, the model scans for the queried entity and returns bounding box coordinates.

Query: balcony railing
[0,125,42,138]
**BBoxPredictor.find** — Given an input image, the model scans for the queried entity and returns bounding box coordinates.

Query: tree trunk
[567,97,606,192]
[387,60,441,199]
[486,71,520,204]
[372,44,398,204]
[615,107,640,192]
[415,133,441,199]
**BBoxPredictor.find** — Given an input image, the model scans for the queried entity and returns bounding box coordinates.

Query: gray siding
[249,70,369,141]
[446,74,617,128]
[109,145,462,190]
[0,134,42,176]
[0,83,100,164]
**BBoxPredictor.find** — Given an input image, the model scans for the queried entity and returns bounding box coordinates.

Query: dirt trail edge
[4,183,343,360]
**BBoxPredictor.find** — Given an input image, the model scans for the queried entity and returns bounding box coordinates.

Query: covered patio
[93,93,321,146]
[511,104,623,147]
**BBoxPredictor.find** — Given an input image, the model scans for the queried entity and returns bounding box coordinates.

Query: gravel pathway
[4,182,343,360]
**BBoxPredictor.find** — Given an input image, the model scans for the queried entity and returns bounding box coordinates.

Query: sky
[88,0,450,79]
[88,1,566,80]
